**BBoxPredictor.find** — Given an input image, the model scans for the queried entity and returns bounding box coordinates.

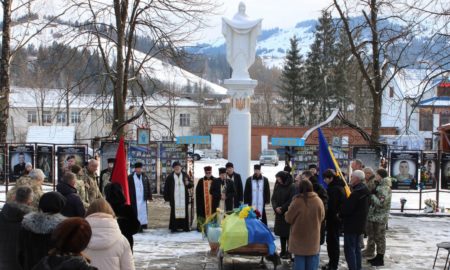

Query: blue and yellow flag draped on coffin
[219,206,276,254]
[318,128,351,198]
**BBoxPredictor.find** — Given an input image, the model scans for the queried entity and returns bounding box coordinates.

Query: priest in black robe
[244,164,270,225]
[164,161,193,232]
[211,167,236,213]
[225,162,243,208]
[195,166,215,230]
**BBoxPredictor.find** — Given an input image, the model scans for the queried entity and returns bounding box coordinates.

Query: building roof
[26,126,75,144]
[9,87,204,109]
[418,96,450,107]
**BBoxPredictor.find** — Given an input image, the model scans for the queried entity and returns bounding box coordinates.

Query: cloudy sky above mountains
[200,0,331,41]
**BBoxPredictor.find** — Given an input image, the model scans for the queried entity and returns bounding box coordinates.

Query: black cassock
[195,176,215,227]
[243,174,271,225]
[163,171,193,231]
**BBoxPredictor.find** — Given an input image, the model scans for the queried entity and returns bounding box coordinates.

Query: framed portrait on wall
[137,128,150,145]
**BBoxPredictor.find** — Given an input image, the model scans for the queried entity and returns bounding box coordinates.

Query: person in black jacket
[164,161,193,232]
[0,186,33,269]
[57,172,86,218]
[32,217,97,270]
[271,171,295,259]
[18,192,67,270]
[127,162,152,231]
[195,166,215,230]
[342,170,370,270]
[322,169,346,270]
[225,162,243,208]
[211,167,236,213]
[302,170,328,245]
[244,164,270,225]
[104,182,140,251]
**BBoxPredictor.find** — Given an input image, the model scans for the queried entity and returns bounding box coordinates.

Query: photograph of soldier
[441,153,450,190]
[56,147,86,181]
[9,145,34,182]
[390,152,418,190]
[36,146,53,182]
[421,153,437,189]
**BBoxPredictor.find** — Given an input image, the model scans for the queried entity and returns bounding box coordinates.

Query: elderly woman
[7,169,45,209]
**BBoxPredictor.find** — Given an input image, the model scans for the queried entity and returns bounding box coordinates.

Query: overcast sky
[198,0,332,41]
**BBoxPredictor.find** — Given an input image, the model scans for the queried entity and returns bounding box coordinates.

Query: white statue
[222,2,262,79]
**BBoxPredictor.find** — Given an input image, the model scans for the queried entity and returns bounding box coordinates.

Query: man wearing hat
[164,161,193,232]
[128,162,152,231]
[244,164,270,225]
[225,162,243,208]
[99,158,115,194]
[195,166,215,230]
[211,167,236,213]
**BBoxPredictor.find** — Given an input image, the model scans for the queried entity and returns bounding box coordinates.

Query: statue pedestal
[225,79,257,178]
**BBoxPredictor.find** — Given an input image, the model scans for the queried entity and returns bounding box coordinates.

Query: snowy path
[133,215,450,269]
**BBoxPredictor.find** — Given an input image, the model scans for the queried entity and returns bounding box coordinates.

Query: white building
[381,69,449,150]
[7,86,226,146]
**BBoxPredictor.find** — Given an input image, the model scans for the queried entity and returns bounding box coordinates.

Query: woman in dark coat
[271,171,296,259]
[32,217,97,270]
[18,192,67,270]
[104,182,141,250]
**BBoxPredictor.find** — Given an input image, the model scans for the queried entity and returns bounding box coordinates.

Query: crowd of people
[0,156,392,270]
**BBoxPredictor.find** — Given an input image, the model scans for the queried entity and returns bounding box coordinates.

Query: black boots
[368,254,384,266]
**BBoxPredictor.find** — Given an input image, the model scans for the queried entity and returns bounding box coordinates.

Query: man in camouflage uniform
[362,167,377,258]
[6,169,44,209]
[366,168,392,267]
[71,165,89,208]
[82,159,103,204]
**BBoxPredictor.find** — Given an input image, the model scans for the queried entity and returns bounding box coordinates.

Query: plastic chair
[433,242,450,269]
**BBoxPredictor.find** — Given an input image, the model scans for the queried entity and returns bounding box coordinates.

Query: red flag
[110,137,130,205]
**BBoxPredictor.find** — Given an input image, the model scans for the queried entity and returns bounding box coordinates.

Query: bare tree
[0,0,75,142]
[332,0,418,142]
[74,0,217,139]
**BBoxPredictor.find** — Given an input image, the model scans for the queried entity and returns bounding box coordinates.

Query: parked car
[188,150,205,161]
[259,149,279,166]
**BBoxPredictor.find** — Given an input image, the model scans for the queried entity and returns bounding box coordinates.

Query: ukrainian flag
[318,128,351,197]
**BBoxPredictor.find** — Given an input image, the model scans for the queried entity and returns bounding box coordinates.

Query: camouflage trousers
[366,221,386,255]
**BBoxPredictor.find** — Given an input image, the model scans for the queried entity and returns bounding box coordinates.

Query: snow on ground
[131,215,450,270]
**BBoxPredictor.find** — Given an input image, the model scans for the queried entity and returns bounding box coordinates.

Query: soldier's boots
[368,254,384,266]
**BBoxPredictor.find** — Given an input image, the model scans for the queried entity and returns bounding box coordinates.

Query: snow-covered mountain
[190,20,318,68]
[3,1,227,95]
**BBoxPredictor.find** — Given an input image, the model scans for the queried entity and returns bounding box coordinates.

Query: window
[389,86,394,98]
[71,111,81,124]
[425,138,432,150]
[180,113,190,127]
[105,111,113,124]
[56,112,66,123]
[42,111,52,124]
[441,111,450,126]
[419,109,433,131]
[27,111,37,123]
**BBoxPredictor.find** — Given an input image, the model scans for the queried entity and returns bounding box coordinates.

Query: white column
[226,80,256,178]
[222,2,262,178]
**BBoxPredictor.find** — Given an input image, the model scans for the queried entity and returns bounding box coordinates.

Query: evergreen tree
[304,10,339,123]
[278,35,305,126]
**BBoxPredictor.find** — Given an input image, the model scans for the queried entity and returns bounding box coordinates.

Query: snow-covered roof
[26,126,75,144]
[390,68,444,99]
[10,86,203,109]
